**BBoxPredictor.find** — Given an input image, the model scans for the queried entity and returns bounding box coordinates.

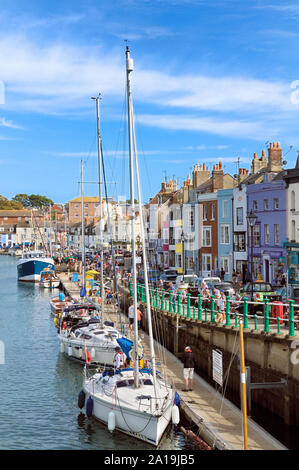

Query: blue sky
[1,0,299,204]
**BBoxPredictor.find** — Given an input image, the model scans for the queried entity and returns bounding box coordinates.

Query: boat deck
[57,273,287,450]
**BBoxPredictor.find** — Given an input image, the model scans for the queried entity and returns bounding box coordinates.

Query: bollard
[264,298,270,333]
[198,294,202,320]
[225,295,231,326]
[210,295,215,323]
[243,297,248,329]
[187,294,191,319]
[177,292,181,316]
[289,299,295,338]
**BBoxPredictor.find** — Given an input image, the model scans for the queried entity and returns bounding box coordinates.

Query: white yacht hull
[59,336,117,367]
[91,393,172,446]
[83,370,174,446]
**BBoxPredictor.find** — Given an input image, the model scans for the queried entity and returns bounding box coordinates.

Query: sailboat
[17,211,55,282]
[81,46,178,446]
[59,118,129,368]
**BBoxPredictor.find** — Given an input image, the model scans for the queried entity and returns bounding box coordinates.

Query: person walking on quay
[182,346,195,392]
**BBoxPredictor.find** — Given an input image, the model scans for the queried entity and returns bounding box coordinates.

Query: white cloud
[137,114,278,140]
[0,117,23,129]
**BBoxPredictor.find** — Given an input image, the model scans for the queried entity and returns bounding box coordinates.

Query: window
[292,220,296,241]
[236,207,243,225]
[85,203,88,208]
[203,205,207,220]
[202,254,211,273]
[253,225,260,247]
[274,198,279,209]
[211,204,215,220]
[274,224,279,245]
[233,232,245,251]
[202,227,211,247]
[75,204,79,208]
[264,199,269,210]
[220,257,229,273]
[223,200,228,218]
[291,191,296,211]
[220,224,230,244]
[189,210,194,227]
[253,200,258,210]
[264,224,269,245]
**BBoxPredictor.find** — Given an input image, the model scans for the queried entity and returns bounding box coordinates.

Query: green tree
[12,193,53,209]
[0,196,23,210]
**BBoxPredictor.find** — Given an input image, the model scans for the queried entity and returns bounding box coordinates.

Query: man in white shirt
[113,347,125,369]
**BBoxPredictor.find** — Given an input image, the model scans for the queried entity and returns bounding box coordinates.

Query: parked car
[160,269,178,288]
[213,281,235,297]
[137,269,161,285]
[275,285,299,304]
[240,281,280,313]
[175,274,199,290]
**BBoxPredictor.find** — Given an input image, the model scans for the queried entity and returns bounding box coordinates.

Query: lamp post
[247,210,257,303]
[181,229,185,281]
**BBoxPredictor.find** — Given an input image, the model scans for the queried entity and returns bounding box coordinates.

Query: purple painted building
[246,174,287,283]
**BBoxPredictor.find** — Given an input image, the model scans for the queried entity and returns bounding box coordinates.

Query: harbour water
[0,256,195,450]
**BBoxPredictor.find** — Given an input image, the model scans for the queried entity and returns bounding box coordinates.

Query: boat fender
[54,317,58,328]
[174,391,180,407]
[91,348,95,359]
[171,405,180,425]
[108,411,116,432]
[86,396,93,418]
[60,342,64,353]
[78,390,85,409]
[68,344,72,356]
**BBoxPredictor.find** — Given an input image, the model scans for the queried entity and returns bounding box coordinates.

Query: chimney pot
[253,152,257,159]
[239,168,242,174]
[262,150,265,156]
[270,142,273,148]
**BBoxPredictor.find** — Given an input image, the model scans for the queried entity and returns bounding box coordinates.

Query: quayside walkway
[58,273,287,450]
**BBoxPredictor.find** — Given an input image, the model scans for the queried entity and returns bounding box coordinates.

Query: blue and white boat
[17,251,55,282]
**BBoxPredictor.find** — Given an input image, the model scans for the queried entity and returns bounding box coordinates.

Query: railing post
[243,297,248,329]
[225,295,231,326]
[198,294,202,320]
[211,295,215,323]
[177,292,181,316]
[289,299,295,337]
[169,292,173,313]
[264,298,270,333]
[187,294,191,319]
[161,289,165,311]
[254,313,258,330]
[129,280,133,297]
[137,283,140,301]
[277,317,281,335]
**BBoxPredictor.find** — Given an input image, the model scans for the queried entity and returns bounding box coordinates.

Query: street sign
[212,349,223,387]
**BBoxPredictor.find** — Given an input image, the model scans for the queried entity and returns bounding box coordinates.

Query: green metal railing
[129,281,298,337]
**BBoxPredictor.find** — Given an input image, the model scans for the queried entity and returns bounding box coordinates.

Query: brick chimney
[251,149,268,173]
[267,141,282,172]
[192,163,210,188]
[212,161,224,192]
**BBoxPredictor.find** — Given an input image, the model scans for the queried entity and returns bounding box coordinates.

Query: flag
[85,349,92,364]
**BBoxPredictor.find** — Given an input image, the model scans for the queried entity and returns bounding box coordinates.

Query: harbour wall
[119,285,299,429]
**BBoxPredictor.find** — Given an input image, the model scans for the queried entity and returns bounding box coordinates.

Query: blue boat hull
[17,259,54,282]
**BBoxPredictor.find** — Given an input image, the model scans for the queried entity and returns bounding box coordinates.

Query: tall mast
[126,45,139,388]
[92,94,104,323]
[239,320,248,450]
[81,160,86,292]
